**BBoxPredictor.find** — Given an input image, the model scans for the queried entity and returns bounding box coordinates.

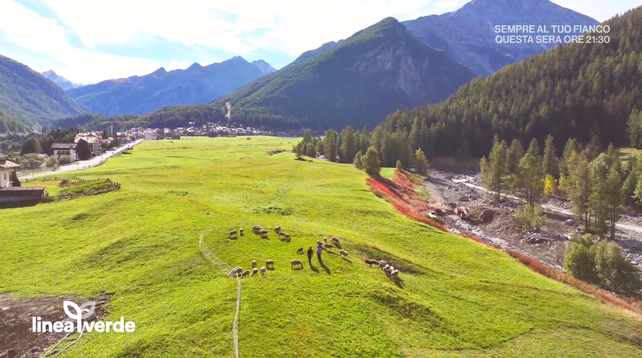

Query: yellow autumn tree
[544,174,558,196]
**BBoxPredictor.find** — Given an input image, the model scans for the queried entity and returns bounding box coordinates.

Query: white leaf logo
[80,301,96,319]
[63,301,81,321]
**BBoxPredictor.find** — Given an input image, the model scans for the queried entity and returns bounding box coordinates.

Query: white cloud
[0,0,638,83]
[0,0,163,84]
[552,0,639,22]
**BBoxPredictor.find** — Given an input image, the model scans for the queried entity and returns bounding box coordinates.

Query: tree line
[294,126,428,176]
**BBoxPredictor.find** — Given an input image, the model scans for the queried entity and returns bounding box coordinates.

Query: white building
[50,143,78,162]
[0,157,20,188]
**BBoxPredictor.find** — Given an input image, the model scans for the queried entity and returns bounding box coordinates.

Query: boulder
[478,210,495,223]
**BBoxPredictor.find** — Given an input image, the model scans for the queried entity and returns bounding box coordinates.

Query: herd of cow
[226,224,400,281]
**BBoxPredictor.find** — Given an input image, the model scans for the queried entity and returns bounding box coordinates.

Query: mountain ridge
[66,56,275,116]
[402,0,600,76]
[210,17,476,129]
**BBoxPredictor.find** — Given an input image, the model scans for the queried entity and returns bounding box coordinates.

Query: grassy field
[1,136,642,357]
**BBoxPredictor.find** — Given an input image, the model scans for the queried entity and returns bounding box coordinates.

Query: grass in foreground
[1,137,641,358]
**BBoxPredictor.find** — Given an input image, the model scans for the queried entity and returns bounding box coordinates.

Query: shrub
[515,204,547,229]
[46,156,58,167]
[564,235,599,284]
[594,240,642,296]
[354,151,363,170]
[544,174,557,195]
[396,160,402,170]
[363,146,380,176]
[59,155,72,165]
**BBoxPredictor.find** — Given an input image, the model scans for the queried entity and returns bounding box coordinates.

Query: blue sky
[0,0,638,85]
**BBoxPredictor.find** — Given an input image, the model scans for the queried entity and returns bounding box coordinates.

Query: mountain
[42,70,82,90]
[0,54,88,125]
[212,17,476,129]
[252,60,277,75]
[66,56,269,116]
[289,40,346,66]
[383,6,642,158]
[402,0,600,76]
[0,109,27,133]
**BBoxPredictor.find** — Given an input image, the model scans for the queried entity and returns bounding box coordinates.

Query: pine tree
[584,135,601,162]
[339,126,357,163]
[483,140,509,202]
[626,109,642,148]
[605,166,624,240]
[323,129,339,162]
[20,137,42,155]
[507,139,525,174]
[559,138,580,178]
[590,166,608,235]
[527,138,539,158]
[354,151,363,170]
[409,117,420,151]
[517,153,544,206]
[415,149,429,175]
[568,152,593,230]
[363,146,381,176]
[542,135,559,178]
[305,142,316,157]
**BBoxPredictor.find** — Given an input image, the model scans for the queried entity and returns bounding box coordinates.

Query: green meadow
[2,136,642,357]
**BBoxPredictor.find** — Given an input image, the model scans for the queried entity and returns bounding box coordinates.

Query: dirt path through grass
[198,232,240,358]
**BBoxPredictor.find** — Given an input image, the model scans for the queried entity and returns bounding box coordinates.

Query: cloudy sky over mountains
[0,0,637,84]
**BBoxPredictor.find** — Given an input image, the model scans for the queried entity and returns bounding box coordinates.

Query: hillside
[3,137,642,357]
[0,54,88,125]
[0,109,27,133]
[42,70,82,91]
[212,18,476,129]
[288,40,345,66]
[402,0,599,76]
[66,56,272,116]
[384,6,642,157]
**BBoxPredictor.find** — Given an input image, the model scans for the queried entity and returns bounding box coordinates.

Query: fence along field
[0,136,641,358]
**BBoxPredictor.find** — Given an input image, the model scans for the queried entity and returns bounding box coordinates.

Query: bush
[46,156,58,167]
[594,240,642,295]
[354,151,363,170]
[515,204,547,229]
[363,146,381,176]
[564,235,599,284]
[544,174,557,195]
[564,234,642,296]
[59,155,72,165]
[396,160,402,170]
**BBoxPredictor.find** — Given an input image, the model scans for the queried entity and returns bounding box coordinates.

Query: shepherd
[307,247,313,266]
[316,243,323,265]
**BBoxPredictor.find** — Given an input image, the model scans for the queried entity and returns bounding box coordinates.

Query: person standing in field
[307,247,313,266]
[317,243,323,265]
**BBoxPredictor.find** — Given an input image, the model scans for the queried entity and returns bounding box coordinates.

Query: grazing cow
[390,270,399,279]
[252,268,258,276]
[317,240,323,246]
[279,232,286,237]
[260,267,266,276]
[365,259,379,267]
[229,268,239,277]
[259,229,268,238]
[252,225,261,232]
[339,250,348,258]
[239,228,244,236]
[297,247,304,254]
[324,237,328,243]
[291,260,304,269]
[229,230,238,239]
[266,260,274,269]
[331,237,341,246]
[323,243,334,250]
[241,270,250,278]
[275,226,281,233]
[252,260,257,268]
[235,267,243,275]
[284,234,291,241]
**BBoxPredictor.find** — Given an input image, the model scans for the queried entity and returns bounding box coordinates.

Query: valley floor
[1,137,641,357]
